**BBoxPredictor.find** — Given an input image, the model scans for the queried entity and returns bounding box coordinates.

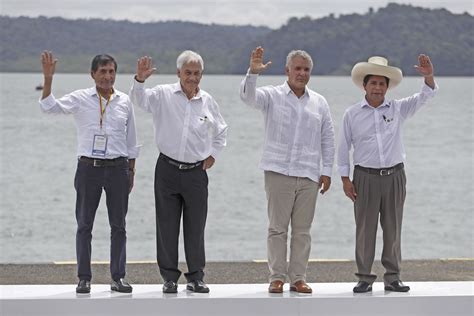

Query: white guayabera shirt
[240,72,335,183]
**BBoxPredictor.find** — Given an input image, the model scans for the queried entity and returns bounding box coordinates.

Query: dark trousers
[74,160,130,281]
[154,155,208,282]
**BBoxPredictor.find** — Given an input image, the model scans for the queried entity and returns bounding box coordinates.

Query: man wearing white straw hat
[338,55,437,293]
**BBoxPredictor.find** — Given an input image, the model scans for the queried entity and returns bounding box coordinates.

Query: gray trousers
[264,171,319,284]
[353,166,406,285]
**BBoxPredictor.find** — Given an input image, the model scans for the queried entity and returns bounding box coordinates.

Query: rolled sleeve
[38,93,56,110]
[39,93,77,114]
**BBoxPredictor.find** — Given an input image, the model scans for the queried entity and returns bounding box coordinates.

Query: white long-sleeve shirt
[240,73,335,183]
[130,81,228,163]
[337,82,439,177]
[39,87,140,159]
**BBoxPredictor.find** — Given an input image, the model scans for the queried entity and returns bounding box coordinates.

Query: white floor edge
[1,281,473,316]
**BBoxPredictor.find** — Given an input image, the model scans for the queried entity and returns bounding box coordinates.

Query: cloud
[2,0,472,28]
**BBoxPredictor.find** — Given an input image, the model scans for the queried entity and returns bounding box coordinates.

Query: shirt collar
[89,86,120,99]
[283,81,309,98]
[172,82,202,99]
[360,97,390,109]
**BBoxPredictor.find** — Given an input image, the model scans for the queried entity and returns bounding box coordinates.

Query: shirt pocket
[381,114,398,136]
[108,107,128,133]
[194,111,214,139]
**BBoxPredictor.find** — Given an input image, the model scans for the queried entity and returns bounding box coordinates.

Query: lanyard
[98,90,112,129]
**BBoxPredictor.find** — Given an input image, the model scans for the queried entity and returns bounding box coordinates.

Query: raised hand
[414,54,434,77]
[41,51,57,78]
[414,54,435,89]
[40,51,57,99]
[136,56,157,82]
[249,46,272,74]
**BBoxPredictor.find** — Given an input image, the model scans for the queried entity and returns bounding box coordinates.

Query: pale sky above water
[2,0,472,28]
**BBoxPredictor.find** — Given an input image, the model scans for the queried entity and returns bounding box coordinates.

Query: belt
[159,154,202,170]
[79,156,128,167]
[355,163,404,176]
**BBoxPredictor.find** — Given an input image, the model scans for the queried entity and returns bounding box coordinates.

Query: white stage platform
[1,282,473,316]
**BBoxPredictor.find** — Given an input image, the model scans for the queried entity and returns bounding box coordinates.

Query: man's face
[286,56,311,92]
[177,61,202,95]
[363,75,388,105]
[91,62,116,93]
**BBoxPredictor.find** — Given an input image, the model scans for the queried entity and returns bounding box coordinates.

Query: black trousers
[154,155,208,282]
[74,159,130,281]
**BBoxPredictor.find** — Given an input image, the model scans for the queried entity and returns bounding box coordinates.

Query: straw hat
[351,56,403,90]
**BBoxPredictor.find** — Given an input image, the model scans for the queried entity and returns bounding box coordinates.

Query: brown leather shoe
[268,280,284,293]
[290,280,312,293]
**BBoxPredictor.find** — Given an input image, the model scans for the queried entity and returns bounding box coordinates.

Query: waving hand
[414,54,435,89]
[249,46,272,74]
[135,56,157,82]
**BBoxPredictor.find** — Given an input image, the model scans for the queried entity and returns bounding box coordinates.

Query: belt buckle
[178,164,188,170]
[93,159,101,167]
[380,168,392,176]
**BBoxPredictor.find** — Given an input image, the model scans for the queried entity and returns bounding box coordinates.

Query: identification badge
[92,134,107,157]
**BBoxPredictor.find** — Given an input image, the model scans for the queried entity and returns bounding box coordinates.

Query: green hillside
[0,3,472,75]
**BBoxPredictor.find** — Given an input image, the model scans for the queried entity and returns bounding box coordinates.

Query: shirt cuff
[321,166,333,177]
[133,78,146,89]
[422,81,439,94]
[38,93,56,109]
[245,68,259,79]
[338,165,350,177]
[127,145,141,159]
[210,148,223,160]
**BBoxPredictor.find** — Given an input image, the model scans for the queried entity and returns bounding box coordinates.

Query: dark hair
[363,74,389,86]
[91,54,117,72]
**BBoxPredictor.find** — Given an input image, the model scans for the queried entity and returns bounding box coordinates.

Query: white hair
[286,50,313,70]
[176,50,204,70]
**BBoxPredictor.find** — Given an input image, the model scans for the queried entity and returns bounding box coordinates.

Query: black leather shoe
[76,280,91,294]
[186,280,210,293]
[353,281,372,293]
[385,280,410,292]
[163,280,178,293]
[111,279,133,293]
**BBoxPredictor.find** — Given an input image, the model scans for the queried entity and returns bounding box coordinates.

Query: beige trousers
[264,171,319,284]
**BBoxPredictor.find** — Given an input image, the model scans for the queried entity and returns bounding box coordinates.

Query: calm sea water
[0,73,472,263]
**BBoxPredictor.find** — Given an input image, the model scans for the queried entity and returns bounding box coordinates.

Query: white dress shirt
[337,82,439,177]
[39,87,140,159]
[240,73,335,183]
[129,81,228,163]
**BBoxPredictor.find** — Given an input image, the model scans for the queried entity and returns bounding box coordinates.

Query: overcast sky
[2,0,472,28]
